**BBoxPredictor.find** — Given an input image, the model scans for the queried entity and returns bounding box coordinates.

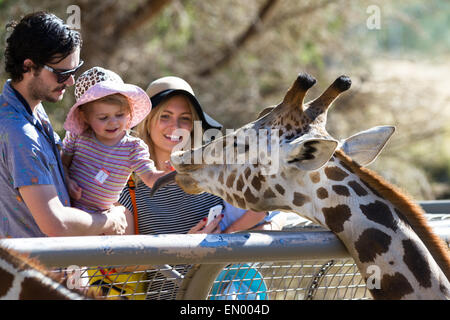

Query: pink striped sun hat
[64,66,151,135]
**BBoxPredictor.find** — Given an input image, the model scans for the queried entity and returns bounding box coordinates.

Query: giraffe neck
[0,246,87,300]
[289,151,450,299]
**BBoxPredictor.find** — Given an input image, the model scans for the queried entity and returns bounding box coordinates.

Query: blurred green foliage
[373,0,450,54]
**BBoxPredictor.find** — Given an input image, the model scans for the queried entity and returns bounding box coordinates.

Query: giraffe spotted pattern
[360,200,398,232]
[348,180,368,196]
[0,267,14,297]
[354,228,392,263]
[371,273,414,299]
[402,239,432,288]
[324,166,349,181]
[332,185,350,196]
[322,204,352,233]
[316,187,328,199]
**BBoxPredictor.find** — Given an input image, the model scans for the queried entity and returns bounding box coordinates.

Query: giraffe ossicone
[157,72,450,300]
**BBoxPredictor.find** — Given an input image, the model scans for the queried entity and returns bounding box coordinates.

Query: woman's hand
[188,213,223,234]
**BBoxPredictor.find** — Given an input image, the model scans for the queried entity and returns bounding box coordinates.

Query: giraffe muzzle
[175,173,203,194]
[150,168,204,197]
[149,171,177,197]
[173,163,205,173]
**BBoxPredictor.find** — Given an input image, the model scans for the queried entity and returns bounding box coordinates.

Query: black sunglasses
[43,60,84,83]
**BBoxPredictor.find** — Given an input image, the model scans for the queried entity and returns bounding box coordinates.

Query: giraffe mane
[335,149,450,281]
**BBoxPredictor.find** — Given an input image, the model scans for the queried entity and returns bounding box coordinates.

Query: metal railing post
[177,264,228,300]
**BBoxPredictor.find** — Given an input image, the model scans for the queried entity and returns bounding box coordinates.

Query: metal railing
[1,201,449,300]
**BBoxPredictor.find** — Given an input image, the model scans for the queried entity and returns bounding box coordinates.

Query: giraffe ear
[283,136,338,171]
[340,125,395,166]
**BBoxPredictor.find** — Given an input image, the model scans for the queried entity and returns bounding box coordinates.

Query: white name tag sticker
[94,168,110,185]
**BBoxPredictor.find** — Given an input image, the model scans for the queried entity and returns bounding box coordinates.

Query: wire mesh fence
[207,260,370,300]
[75,264,188,300]
[58,259,374,300]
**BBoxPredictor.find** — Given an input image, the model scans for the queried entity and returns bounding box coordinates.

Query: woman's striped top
[63,131,156,213]
[118,181,224,235]
[118,180,224,300]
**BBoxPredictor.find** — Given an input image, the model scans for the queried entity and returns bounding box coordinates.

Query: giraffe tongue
[149,170,177,197]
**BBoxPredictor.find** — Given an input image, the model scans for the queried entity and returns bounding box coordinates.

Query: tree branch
[197,0,280,77]
[114,0,173,39]
[268,0,339,29]
[76,0,172,66]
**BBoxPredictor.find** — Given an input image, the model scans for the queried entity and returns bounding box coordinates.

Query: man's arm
[19,184,127,237]
[61,152,82,200]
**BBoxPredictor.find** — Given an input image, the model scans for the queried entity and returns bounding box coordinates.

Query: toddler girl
[62,67,170,214]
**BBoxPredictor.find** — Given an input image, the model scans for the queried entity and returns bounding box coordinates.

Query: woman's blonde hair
[135,94,201,164]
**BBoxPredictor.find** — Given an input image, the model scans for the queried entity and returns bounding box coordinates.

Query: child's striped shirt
[63,131,156,213]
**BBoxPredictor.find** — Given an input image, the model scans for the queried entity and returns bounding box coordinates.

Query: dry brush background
[1,0,449,199]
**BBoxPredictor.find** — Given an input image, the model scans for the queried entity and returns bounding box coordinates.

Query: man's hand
[102,205,128,235]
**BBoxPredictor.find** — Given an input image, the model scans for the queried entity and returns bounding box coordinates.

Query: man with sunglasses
[0,12,128,238]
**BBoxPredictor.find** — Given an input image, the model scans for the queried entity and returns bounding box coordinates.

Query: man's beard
[28,71,67,103]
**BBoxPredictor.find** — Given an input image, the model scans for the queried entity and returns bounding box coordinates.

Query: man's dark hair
[4,11,82,82]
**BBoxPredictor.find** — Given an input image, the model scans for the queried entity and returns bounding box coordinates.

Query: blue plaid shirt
[0,80,70,238]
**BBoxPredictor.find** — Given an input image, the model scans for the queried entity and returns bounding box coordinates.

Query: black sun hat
[146,76,222,131]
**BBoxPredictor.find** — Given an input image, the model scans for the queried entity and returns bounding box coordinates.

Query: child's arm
[223,210,267,233]
[139,169,170,188]
[138,161,173,188]
[61,152,82,200]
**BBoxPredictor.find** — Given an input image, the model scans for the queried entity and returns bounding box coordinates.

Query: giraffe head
[156,73,394,212]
